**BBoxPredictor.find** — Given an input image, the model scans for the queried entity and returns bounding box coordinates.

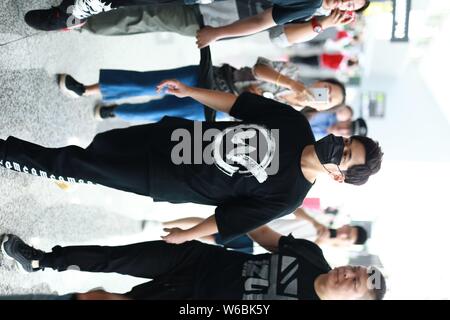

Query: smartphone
[309,87,329,103]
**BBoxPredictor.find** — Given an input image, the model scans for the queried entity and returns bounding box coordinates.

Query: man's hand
[288,81,315,103]
[157,79,191,98]
[161,227,193,244]
[196,26,220,48]
[322,10,354,29]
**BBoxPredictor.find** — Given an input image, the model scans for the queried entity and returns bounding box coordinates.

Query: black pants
[40,240,243,300]
[289,55,321,67]
[0,124,154,196]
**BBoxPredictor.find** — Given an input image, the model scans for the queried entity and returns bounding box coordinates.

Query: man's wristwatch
[311,17,323,34]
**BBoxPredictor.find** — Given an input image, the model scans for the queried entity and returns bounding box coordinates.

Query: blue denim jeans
[99,66,228,122]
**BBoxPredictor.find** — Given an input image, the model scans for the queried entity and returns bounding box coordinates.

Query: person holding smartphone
[58,56,347,123]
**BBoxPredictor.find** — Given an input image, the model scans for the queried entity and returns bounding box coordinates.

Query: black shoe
[24,4,86,32]
[1,234,45,273]
[58,74,86,98]
[94,105,117,120]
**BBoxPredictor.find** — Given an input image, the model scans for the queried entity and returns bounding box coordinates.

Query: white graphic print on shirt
[212,124,278,183]
[242,255,298,300]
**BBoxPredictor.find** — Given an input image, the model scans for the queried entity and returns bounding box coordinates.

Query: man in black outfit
[0,80,383,244]
[1,231,386,300]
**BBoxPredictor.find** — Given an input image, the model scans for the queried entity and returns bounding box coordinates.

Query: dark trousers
[40,240,244,300]
[95,0,185,7]
[66,0,184,7]
[0,124,154,196]
[62,0,187,19]
[289,55,321,67]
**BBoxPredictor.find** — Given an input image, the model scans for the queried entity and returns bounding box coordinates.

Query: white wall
[329,4,450,298]
[362,66,450,162]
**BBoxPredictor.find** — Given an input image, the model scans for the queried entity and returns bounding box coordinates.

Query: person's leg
[289,55,321,67]
[58,74,100,99]
[56,64,200,103]
[112,95,205,122]
[84,4,201,37]
[73,0,186,20]
[0,294,74,300]
[125,242,251,300]
[85,84,101,96]
[3,234,234,300]
[24,0,187,31]
[99,66,199,103]
[0,124,155,195]
[125,279,193,300]
[97,66,204,122]
[40,240,211,279]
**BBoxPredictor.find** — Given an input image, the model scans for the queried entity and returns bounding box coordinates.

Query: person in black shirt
[24,0,370,47]
[1,233,386,300]
[0,81,383,243]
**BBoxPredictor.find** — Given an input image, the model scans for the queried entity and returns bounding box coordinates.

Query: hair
[300,107,320,121]
[351,118,368,136]
[321,78,347,105]
[367,267,387,300]
[345,105,354,117]
[347,58,359,67]
[353,225,368,244]
[355,0,371,13]
[344,135,383,186]
[337,104,354,118]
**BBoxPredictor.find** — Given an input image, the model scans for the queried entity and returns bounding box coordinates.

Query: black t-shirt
[146,93,315,242]
[196,236,331,300]
[272,0,323,25]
